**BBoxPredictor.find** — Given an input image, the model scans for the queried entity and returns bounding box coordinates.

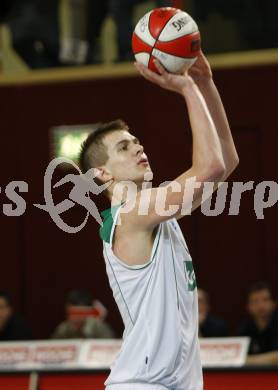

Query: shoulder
[85,318,115,338]
[99,204,122,243]
[51,321,72,338]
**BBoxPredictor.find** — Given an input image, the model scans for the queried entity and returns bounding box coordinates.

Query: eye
[119,144,128,151]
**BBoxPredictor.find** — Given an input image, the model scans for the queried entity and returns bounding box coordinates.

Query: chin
[137,168,153,183]
[144,169,153,182]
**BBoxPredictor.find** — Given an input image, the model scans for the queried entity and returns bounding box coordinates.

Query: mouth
[137,156,149,166]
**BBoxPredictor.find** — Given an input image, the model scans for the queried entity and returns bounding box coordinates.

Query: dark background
[0,63,277,338]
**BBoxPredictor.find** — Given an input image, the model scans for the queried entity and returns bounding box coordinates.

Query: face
[0,297,12,330]
[66,305,89,329]
[247,289,275,321]
[101,130,152,185]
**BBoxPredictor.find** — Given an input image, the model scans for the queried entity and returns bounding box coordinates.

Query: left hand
[188,51,213,84]
[134,60,194,95]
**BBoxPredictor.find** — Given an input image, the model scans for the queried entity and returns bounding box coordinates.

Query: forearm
[182,80,225,175]
[197,78,239,176]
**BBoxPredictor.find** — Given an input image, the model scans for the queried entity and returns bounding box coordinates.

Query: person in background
[198,288,228,338]
[5,0,61,68]
[191,0,278,52]
[0,291,32,341]
[238,282,278,357]
[51,289,115,339]
[86,0,109,64]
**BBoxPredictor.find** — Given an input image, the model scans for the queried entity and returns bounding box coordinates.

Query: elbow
[207,159,226,181]
[201,154,239,183]
[233,155,240,170]
[227,154,240,177]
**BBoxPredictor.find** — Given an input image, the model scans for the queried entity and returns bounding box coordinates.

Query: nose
[134,143,144,156]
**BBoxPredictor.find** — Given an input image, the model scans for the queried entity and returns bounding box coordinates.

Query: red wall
[0,64,277,338]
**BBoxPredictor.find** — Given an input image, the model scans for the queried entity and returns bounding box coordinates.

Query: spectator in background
[52,289,115,339]
[5,0,61,68]
[238,282,278,355]
[86,0,109,64]
[0,0,14,22]
[235,0,278,50]
[0,291,32,341]
[192,0,278,52]
[198,288,228,338]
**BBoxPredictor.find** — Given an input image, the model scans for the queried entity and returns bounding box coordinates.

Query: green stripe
[99,205,121,243]
[170,234,180,310]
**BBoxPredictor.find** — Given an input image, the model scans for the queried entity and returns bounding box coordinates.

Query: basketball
[132,7,201,74]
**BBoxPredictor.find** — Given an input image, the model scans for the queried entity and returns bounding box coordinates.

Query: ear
[93,168,102,178]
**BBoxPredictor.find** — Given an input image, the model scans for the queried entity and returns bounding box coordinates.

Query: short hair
[79,119,129,174]
[66,289,93,306]
[247,281,274,300]
[0,291,12,306]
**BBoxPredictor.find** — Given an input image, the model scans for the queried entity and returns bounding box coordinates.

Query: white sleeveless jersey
[100,205,203,390]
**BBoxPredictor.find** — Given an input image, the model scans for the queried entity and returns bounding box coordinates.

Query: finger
[134,61,145,69]
[134,61,146,73]
[134,62,151,80]
[135,62,156,79]
[134,61,168,89]
[136,65,153,80]
[154,59,168,76]
[138,65,165,85]
[143,67,164,83]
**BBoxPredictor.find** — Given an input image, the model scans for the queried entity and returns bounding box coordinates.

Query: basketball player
[79,53,239,389]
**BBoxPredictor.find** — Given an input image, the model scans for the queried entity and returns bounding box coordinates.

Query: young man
[79,53,239,389]
[51,289,114,339]
[238,282,278,356]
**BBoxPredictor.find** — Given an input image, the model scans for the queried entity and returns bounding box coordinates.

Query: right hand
[134,60,194,95]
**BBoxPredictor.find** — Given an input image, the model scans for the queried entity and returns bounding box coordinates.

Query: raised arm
[188,52,239,177]
[123,60,227,228]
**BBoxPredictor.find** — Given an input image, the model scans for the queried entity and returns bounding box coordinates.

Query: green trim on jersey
[99,205,121,243]
[100,204,162,270]
[184,260,197,291]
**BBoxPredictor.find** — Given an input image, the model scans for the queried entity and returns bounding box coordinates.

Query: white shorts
[106,384,169,390]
